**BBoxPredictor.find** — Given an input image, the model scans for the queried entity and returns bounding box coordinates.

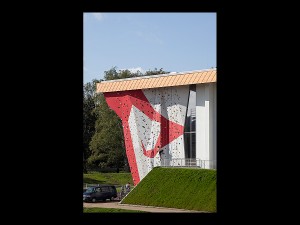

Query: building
[97,68,216,185]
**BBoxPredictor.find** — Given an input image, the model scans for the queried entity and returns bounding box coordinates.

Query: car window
[101,186,109,192]
[85,187,94,193]
[109,186,115,192]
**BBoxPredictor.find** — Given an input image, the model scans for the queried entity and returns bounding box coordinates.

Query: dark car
[83,185,117,203]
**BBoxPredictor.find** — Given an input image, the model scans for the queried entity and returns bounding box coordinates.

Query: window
[184,85,196,158]
[101,186,109,192]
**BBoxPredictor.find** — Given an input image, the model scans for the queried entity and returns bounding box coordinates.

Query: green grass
[83,207,148,213]
[121,167,216,212]
[83,172,133,186]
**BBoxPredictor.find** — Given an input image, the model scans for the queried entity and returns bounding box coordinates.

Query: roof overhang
[96,68,216,93]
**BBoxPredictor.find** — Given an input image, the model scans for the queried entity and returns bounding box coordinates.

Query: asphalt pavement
[83,201,209,213]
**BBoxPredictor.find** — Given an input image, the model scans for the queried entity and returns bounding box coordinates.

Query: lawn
[121,167,216,212]
[83,172,133,186]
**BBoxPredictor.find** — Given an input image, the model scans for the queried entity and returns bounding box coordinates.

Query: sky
[83,13,216,84]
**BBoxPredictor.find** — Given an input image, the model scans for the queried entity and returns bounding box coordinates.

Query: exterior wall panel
[104,87,189,185]
[96,69,217,185]
[196,83,216,169]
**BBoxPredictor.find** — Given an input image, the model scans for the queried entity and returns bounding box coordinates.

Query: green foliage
[83,207,148,213]
[104,66,144,80]
[121,167,216,212]
[83,79,100,173]
[144,67,168,76]
[83,171,134,186]
[88,93,125,169]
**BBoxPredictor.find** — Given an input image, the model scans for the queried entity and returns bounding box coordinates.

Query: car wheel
[92,198,96,203]
[110,197,114,201]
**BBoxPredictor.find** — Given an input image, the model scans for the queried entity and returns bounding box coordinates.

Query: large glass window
[184,85,196,158]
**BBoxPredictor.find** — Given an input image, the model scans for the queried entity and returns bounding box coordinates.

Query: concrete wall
[103,83,216,185]
[104,86,189,185]
[196,83,216,169]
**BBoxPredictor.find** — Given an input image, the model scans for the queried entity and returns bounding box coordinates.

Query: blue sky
[84,13,216,84]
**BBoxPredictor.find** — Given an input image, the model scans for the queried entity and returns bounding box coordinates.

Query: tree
[83,79,99,173]
[144,67,167,76]
[88,93,125,170]
[104,66,143,81]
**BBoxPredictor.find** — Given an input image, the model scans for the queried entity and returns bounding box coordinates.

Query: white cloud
[120,67,144,74]
[92,13,104,21]
[83,59,88,71]
[136,31,163,45]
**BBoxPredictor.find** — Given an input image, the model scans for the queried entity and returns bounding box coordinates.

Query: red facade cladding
[104,90,184,185]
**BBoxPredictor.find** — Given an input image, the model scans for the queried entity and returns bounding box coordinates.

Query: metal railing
[160,158,216,169]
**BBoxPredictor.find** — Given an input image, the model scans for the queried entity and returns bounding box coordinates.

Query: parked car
[83,185,117,203]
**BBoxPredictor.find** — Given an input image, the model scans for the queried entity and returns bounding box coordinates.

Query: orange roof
[97,68,216,93]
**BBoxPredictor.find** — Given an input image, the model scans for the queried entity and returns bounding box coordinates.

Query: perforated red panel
[104,88,188,185]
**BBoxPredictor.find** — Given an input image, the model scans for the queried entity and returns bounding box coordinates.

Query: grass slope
[83,207,148,213]
[83,172,133,186]
[121,167,216,212]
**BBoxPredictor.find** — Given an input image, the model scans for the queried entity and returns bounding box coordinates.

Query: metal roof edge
[99,68,217,84]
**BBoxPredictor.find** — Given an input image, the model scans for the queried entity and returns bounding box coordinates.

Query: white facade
[196,83,216,169]
[117,87,189,182]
